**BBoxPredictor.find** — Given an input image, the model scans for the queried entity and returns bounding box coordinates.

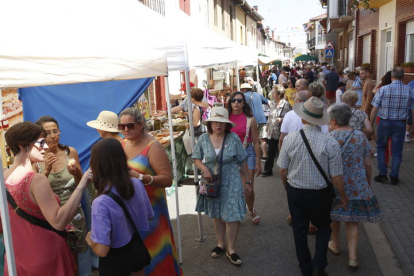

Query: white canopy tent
[0,0,260,272]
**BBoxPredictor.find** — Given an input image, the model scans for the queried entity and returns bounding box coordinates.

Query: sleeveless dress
[38,152,87,253]
[122,140,183,276]
[4,172,76,275]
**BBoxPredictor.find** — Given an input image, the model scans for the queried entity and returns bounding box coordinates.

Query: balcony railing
[139,0,165,16]
[338,0,352,17]
[308,37,316,48]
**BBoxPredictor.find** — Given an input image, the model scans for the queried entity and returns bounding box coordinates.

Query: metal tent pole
[0,130,17,275]
[236,62,240,91]
[164,77,183,264]
[184,70,205,242]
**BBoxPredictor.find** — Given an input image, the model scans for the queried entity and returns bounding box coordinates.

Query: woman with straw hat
[192,107,252,266]
[87,110,122,140]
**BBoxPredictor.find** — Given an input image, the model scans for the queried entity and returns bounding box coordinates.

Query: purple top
[90,178,154,248]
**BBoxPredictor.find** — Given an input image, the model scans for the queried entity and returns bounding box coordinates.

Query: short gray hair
[295,90,310,102]
[328,103,352,127]
[341,90,358,106]
[308,82,325,98]
[297,78,309,88]
[119,107,148,133]
[391,67,404,80]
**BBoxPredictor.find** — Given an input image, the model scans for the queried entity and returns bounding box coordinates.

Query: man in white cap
[245,76,263,96]
[277,97,348,276]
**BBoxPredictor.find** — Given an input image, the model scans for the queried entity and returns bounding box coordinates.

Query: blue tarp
[19,78,153,171]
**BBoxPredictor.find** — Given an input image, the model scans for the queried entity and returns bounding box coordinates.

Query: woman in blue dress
[327,103,383,269]
[192,107,252,266]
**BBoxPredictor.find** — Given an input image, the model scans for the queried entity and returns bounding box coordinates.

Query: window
[405,21,414,62]
[214,0,217,26]
[229,6,234,40]
[362,34,371,64]
[221,0,225,31]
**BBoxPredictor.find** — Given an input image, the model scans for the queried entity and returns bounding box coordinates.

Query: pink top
[229,113,252,143]
[4,172,75,275]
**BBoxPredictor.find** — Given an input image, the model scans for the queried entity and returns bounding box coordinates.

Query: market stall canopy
[164,9,258,69]
[0,0,169,88]
[258,54,289,65]
[294,54,318,62]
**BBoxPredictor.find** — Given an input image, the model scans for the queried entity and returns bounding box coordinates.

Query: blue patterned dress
[192,132,248,222]
[330,130,383,222]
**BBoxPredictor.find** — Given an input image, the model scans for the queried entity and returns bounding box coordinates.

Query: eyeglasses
[230,99,243,103]
[118,122,136,130]
[46,129,60,136]
[34,138,46,150]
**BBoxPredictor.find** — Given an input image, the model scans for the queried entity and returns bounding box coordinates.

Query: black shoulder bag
[299,130,336,199]
[105,191,151,263]
[6,189,67,237]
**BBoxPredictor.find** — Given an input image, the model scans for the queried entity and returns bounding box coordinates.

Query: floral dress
[348,108,367,131]
[192,132,248,222]
[330,130,383,222]
[267,99,292,140]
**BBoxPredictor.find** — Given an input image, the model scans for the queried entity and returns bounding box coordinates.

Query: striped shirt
[371,80,414,120]
[277,124,343,190]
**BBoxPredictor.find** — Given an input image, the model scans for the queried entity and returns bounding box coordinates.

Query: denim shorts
[245,145,256,170]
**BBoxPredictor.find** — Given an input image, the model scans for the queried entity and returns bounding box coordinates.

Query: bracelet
[245,181,252,185]
[143,175,154,186]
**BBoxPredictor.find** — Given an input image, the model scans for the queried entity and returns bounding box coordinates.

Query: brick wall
[395,0,414,84]
[356,9,379,79]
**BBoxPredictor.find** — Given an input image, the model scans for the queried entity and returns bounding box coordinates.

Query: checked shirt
[277,124,343,190]
[371,80,414,120]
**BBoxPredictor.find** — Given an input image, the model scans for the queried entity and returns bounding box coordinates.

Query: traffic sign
[325,41,334,49]
[325,49,334,58]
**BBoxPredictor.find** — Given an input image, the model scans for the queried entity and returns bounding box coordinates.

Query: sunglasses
[34,138,46,150]
[230,99,243,103]
[46,129,60,136]
[118,122,136,130]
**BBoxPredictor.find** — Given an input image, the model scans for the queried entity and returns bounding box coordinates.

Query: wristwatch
[139,174,144,181]
[245,181,252,185]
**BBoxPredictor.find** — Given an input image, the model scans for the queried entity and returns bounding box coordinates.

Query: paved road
[370,140,414,276]
[168,168,384,276]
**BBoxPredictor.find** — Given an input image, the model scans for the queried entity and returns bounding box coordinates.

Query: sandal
[211,246,225,258]
[226,251,242,265]
[249,209,260,224]
[328,241,340,255]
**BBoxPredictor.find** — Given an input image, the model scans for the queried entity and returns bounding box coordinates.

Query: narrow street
[167,152,404,275]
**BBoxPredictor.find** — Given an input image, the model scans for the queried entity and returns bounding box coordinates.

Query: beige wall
[235,6,246,45]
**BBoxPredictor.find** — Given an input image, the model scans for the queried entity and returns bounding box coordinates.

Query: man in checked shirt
[370,67,414,185]
[277,97,348,276]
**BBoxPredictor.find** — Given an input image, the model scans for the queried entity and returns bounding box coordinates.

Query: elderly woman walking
[341,91,373,135]
[327,103,383,269]
[262,85,291,176]
[193,107,252,266]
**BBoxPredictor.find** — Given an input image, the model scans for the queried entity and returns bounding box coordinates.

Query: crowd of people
[1,62,414,276]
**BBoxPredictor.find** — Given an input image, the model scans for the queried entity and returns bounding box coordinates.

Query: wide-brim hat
[293,97,330,126]
[355,66,362,71]
[240,83,252,89]
[202,107,235,127]
[87,110,119,132]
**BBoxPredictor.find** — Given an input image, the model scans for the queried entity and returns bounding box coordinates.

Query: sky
[250,0,327,51]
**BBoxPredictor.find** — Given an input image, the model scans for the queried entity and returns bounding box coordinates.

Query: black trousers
[287,184,332,276]
[264,138,279,173]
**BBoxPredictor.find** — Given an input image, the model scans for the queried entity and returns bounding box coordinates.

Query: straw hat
[293,97,330,126]
[202,107,235,127]
[87,111,119,133]
[240,83,252,89]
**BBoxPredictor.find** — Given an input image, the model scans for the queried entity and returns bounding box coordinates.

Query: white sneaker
[405,135,411,143]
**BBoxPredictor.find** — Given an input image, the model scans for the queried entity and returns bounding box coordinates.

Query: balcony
[315,35,326,49]
[366,0,393,8]
[328,0,354,29]
[308,37,316,49]
[139,0,165,16]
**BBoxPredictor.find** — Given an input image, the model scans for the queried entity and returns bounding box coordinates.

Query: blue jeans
[377,119,406,178]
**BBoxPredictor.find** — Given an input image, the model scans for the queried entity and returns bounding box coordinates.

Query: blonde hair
[272,84,285,98]
[341,90,358,106]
